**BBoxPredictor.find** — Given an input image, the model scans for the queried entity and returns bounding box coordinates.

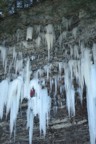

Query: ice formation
[45,24,55,61]
[35,36,41,48]
[27,79,51,144]
[0,24,96,144]
[13,47,17,61]
[26,27,33,40]
[24,58,31,99]
[15,59,23,74]
[82,49,96,144]
[64,64,75,116]
[59,31,67,47]
[0,79,9,119]
[6,76,24,134]
[0,46,7,67]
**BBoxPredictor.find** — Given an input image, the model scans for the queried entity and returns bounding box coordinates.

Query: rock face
[0,0,96,144]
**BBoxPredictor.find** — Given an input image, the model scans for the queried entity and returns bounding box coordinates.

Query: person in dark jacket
[30,87,35,98]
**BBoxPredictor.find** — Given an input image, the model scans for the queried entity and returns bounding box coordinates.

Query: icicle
[50,77,53,92]
[64,65,75,116]
[72,27,77,39]
[82,49,96,144]
[35,36,41,48]
[6,76,23,134]
[59,31,67,47]
[29,111,34,144]
[45,24,55,61]
[0,46,7,67]
[35,25,41,34]
[15,59,23,74]
[27,78,51,144]
[44,65,50,80]
[4,58,8,74]
[26,27,33,40]
[92,43,96,64]
[59,62,63,75]
[13,47,17,61]
[70,45,73,58]
[16,29,20,42]
[24,58,31,99]
[73,45,79,59]
[39,88,51,136]
[54,77,57,96]
[0,79,9,119]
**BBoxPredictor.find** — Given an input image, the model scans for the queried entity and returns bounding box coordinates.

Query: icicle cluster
[0,58,51,144]
[27,79,51,144]
[0,24,96,144]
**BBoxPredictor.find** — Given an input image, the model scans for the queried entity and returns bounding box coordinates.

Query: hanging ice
[15,59,23,74]
[58,31,67,47]
[6,76,23,134]
[64,64,75,116]
[82,49,96,144]
[24,58,31,99]
[35,36,41,48]
[26,27,33,40]
[0,79,9,119]
[0,46,7,67]
[27,78,51,144]
[45,24,55,61]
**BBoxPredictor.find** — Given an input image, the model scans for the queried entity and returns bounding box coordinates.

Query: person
[30,87,35,98]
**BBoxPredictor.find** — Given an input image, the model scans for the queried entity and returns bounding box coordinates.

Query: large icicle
[27,78,51,144]
[82,49,96,144]
[24,58,31,99]
[0,79,9,119]
[45,24,55,61]
[6,76,23,134]
[64,63,75,116]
